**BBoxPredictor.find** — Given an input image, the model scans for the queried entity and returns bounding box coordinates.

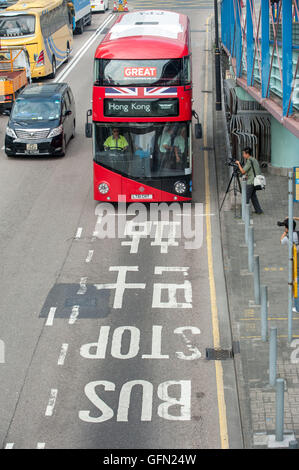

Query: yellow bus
[0,0,73,78]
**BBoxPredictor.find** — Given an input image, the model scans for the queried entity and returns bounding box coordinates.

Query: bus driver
[104,127,128,151]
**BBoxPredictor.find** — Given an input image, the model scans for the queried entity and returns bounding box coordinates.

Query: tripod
[219,166,242,217]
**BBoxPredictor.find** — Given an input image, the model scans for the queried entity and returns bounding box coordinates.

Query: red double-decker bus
[86,9,202,202]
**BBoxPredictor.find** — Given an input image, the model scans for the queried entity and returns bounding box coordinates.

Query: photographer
[280,217,299,313]
[235,147,263,215]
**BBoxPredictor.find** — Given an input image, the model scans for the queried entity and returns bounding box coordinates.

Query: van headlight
[48,125,63,138]
[98,182,109,194]
[6,126,17,139]
[174,181,187,194]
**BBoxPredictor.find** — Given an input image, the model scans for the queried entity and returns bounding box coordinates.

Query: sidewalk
[215,107,299,449]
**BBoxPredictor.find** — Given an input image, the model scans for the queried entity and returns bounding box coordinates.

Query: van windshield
[0,15,36,37]
[12,99,61,121]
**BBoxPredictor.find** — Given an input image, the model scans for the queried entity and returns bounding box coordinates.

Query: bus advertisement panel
[87,10,201,202]
[0,0,73,78]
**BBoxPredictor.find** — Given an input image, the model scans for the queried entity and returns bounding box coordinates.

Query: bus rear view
[86,10,202,202]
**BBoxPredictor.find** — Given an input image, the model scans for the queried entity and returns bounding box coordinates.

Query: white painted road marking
[69,306,80,324]
[174,327,201,360]
[58,344,69,365]
[45,389,58,416]
[94,266,146,309]
[55,14,114,83]
[80,325,201,360]
[5,443,14,449]
[45,307,56,326]
[85,250,94,263]
[75,227,83,239]
[36,443,46,449]
[152,267,192,308]
[77,277,87,295]
[79,380,191,423]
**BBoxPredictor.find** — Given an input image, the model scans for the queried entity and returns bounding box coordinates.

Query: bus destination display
[104,98,179,117]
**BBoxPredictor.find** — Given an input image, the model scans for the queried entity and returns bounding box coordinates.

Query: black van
[5,83,76,157]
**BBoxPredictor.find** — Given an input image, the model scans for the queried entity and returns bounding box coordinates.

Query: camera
[226,157,238,169]
[277,218,296,230]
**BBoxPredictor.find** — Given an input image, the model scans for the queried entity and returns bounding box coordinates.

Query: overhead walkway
[220,0,298,169]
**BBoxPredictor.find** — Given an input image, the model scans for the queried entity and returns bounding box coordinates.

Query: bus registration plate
[131,194,153,200]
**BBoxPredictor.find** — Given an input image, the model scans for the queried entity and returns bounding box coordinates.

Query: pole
[241,179,247,221]
[214,0,222,111]
[275,378,285,442]
[269,327,277,386]
[253,255,261,305]
[248,226,254,273]
[245,203,250,244]
[261,285,268,341]
[288,172,294,343]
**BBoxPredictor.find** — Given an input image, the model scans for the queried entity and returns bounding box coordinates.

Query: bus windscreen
[0,15,35,37]
[94,122,190,179]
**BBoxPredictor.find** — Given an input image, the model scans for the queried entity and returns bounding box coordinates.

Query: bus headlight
[174,181,187,194]
[98,182,109,194]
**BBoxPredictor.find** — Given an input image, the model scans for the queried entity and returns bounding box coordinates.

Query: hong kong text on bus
[86,9,202,202]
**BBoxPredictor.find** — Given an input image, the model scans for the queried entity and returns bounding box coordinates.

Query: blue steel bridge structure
[220,0,298,168]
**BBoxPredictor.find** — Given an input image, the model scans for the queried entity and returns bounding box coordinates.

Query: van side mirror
[85,109,92,138]
[192,110,202,139]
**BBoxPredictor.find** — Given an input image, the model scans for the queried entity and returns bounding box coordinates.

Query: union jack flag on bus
[105,87,178,98]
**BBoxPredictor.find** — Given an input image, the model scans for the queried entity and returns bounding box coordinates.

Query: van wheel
[49,56,56,79]
[60,136,66,157]
[71,119,75,139]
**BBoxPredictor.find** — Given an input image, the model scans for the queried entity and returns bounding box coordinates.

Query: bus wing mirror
[192,110,202,139]
[195,123,202,139]
[85,109,92,138]
[85,123,92,138]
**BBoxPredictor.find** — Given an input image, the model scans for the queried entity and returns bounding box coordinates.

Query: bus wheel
[50,56,56,79]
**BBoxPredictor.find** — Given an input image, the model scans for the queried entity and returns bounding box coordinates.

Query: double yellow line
[203,15,229,449]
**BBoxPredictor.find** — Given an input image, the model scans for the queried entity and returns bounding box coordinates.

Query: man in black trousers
[235,147,263,214]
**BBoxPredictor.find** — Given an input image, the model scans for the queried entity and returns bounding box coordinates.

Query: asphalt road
[0,0,243,449]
